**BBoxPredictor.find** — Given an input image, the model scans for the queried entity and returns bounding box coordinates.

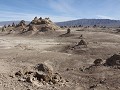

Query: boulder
[34,63,53,82]
[105,54,120,66]
[34,63,52,75]
[94,59,103,66]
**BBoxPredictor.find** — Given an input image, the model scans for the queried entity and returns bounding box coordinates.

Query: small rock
[15,71,23,77]
[94,59,103,66]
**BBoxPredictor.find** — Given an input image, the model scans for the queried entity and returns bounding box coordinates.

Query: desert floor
[0,28,120,90]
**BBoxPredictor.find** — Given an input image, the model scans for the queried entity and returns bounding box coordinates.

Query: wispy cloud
[1,0,120,22]
[96,15,115,19]
[48,0,77,14]
[0,11,77,22]
[0,0,78,22]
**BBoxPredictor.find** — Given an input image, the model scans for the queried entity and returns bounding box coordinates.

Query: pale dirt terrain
[0,28,120,90]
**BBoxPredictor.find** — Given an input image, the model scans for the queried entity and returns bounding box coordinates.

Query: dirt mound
[60,39,88,55]
[15,63,66,87]
[76,39,87,47]
[70,39,87,50]
[105,54,120,66]
[80,59,104,72]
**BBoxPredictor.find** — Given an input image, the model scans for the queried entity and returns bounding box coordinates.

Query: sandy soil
[0,28,120,90]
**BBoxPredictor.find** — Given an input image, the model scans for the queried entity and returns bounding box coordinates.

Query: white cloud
[96,15,115,19]
[48,0,77,14]
[0,0,80,22]
[0,11,77,22]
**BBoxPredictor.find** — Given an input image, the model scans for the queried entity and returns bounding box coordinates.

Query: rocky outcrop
[16,20,26,27]
[15,63,67,86]
[29,17,60,32]
[1,17,60,34]
[30,17,53,25]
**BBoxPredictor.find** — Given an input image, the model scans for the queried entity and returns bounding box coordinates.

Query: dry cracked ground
[0,28,120,90]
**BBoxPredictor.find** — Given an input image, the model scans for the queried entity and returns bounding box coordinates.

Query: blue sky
[0,0,120,22]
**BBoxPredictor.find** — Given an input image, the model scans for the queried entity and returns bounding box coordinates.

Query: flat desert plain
[0,28,120,90]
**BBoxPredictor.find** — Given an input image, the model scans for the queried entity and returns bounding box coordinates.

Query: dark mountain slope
[56,19,120,27]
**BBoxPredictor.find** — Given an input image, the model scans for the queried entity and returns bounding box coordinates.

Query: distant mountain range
[0,21,30,27]
[0,19,120,27]
[56,19,120,27]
